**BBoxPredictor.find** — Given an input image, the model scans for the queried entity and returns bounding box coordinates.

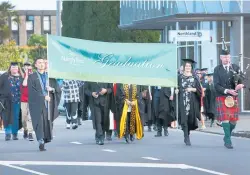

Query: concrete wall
[18,16,27,46]
[34,16,42,35]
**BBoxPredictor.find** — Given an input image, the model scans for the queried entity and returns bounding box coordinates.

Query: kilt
[216,96,239,121]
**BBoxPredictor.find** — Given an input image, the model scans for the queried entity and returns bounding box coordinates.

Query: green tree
[0,1,18,44]
[27,34,47,47]
[62,1,160,42]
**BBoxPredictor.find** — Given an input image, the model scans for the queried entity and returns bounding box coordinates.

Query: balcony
[119,0,250,30]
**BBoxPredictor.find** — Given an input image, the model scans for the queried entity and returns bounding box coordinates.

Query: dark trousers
[126,112,132,136]
[156,118,167,132]
[94,104,105,138]
[181,122,190,138]
[65,102,78,124]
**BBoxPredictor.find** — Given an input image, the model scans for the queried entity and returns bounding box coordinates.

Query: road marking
[102,149,117,153]
[70,142,82,145]
[0,161,229,175]
[142,157,161,161]
[1,163,49,175]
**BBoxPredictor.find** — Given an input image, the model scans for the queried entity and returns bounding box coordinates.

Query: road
[0,117,249,175]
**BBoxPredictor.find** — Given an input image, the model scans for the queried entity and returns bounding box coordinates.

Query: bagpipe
[221,37,250,108]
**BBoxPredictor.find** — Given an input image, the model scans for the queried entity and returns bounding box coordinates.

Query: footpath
[197,115,250,138]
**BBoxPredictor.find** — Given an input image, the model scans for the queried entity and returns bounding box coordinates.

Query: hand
[235,84,244,91]
[92,92,98,98]
[142,91,147,98]
[131,101,136,106]
[45,95,50,102]
[227,89,238,96]
[185,88,194,92]
[99,88,107,95]
[175,89,179,94]
[125,99,131,106]
[169,95,174,101]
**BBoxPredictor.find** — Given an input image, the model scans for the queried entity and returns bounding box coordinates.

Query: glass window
[185,1,205,13]
[204,1,223,13]
[26,21,33,31]
[224,21,230,42]
[222,1,240,13]
[176,1,187,13]
[178,47,187,60]
[216,21,223,43]
[187,46,194,60]
[243,1,250,13]
[11,17,18,31]
[43,16,50,31]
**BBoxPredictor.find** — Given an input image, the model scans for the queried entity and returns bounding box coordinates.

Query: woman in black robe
[177,59,202,146]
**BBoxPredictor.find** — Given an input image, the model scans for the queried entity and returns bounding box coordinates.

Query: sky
[1,0,60,10]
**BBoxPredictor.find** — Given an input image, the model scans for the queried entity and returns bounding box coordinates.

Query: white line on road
[0,161,230,175]
[102,149,117,153]
[141,157,161,161]
[70,142,82,145]
[1,163,49,175]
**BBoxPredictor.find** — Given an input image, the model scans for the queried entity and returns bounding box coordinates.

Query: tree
[62,1,160,43]
[0,1,18,44]
[27,34,47,47]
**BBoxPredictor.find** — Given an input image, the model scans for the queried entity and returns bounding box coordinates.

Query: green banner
[47,35,177,87]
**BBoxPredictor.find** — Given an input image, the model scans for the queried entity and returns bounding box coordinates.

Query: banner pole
[46,33,51,121]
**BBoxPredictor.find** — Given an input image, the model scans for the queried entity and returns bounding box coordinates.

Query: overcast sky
[1,0,60,10]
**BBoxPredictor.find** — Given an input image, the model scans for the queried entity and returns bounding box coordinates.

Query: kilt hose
[216,96,239,122]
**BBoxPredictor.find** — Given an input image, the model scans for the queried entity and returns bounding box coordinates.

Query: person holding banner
[85,82,113,145]
[176,59,202,146]
[116,84,143,143]
[28,58,53,151]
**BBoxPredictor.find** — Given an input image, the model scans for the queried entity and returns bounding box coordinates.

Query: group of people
[0,47,244,151]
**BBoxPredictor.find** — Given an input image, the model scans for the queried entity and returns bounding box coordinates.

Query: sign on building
[169,30,210,42]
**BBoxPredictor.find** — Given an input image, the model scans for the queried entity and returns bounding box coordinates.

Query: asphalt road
[0,117,249,175]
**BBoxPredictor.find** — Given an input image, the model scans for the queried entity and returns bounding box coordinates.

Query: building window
[187,46,194,60]
[43,16,51,31]
[26,15,34,31]
[11,31,19,45]
[11,17,18,31]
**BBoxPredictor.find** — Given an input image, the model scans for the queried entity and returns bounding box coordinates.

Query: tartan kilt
[216,96,239,122]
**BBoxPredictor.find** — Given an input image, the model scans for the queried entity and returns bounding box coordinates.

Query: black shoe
[148,127,152,132]
[23,130,28,139]
[164,129,169,136]
[28,133,34,141]
[12,134,18,140]
[124,135,129,143]
[39,143,46,151]
[106,135,112,141]
[98,138,104,145]
[72,123,78,130]
[224,143,233,149]
[5,134,11,141]
[155,132,162,137]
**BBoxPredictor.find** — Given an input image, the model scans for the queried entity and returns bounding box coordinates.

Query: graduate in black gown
[204,73,216,127]
[28,58,53,151]
[177,59,202,146]
[85,82,113,145]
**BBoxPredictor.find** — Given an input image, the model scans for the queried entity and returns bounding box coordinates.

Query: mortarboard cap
[206,72,214,76]
[201,68,208,71]
[10,62,19,66]
[24,62,31,66]
[182,58,196,64]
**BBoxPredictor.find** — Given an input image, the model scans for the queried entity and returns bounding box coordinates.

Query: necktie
[225,66,229,73]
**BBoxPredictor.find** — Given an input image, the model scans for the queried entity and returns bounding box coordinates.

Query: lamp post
[56,0,61,36]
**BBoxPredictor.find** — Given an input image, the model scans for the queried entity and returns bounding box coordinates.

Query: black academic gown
[0,72,23,128]
[84,82,113,131]
[178,74,202,130]
[28,72,52,143]
[204,83,216,119]
[79,83,90,121]
[158,87,175,126]
[49,78,62,122]
[139,86,152,126]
